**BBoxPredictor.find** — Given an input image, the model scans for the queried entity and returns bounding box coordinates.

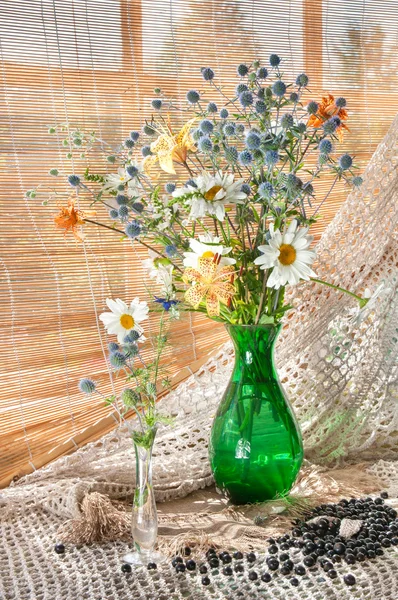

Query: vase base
[122,550,166,566]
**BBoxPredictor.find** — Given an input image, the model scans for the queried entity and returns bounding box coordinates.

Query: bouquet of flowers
[32,54,376,513]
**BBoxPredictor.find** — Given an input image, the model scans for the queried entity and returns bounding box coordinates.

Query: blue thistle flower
[199,137,213,152]
[67,175,80,187]
[258,182,274,198]
[107,155,116,163]
[109,209,119,219]
[245,131,261,150]
[199,119,214,134]
[49,168,59,176]
[319,153,329,165]
[165,182,176,193]
[335,97,347,108]
[202,67,215,81]
[118,205,129,219]
[126,165,139,178]
[219,108,229,119]
[143,124,156,136]
[269,54,281,67]
[241,183,251,196]
[154,297,179,311]
[223,122,236,137]
[297,122,307,134]
[125,330,139,342]
[121,388,140,405]
[125,220,141,239]
[117,184,125,192]
[132,202,144,214]
[238,150,253,165]
[256,67,268,79]
[290,92,299,103]
[272,81,286,97]
[116,194,129,206]
[207,102,218,113]
[213,144,220,154]
[141,145,152,157]
[186,90,200,104]
[257,88,266,99]
[307,101,319,115]
[323,118,338,135]
[108,342,119,352]
[319,139,333,154]
[239,91,254,107]
[253,149,263,161]
[255,100,266,114]
[236,83,249,95]
[165,244,177,257]
[281,113,294,129]
[151,99,162,110]
[330,116,341,128]
[224,146,238,163]
[265,150,279,165]
[130,131,140,141]
[286,173,302,190]
[237,64,249,76]
[352,176,363,187]
[78,378,96,394]
[303,182,314,196]
[123,342,139,358]
[185,179,197,188]
[236,123,245,134]
[109,351,126,369]
[192,129,204,141]
[339,154,353,170]
[296,73,309,87]
[124,139,135,149]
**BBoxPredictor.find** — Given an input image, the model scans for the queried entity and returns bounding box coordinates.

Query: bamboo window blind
[1,0,397,487]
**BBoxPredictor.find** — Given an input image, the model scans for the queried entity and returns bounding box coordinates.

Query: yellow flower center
[278,244,297,266]
[201,250,215,259]
[120,314,135,329]
[204,185,223,202]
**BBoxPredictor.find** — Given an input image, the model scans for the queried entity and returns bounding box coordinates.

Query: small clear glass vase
[123,426,164,565]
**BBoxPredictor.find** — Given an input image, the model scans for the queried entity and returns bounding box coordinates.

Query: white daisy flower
[102,168,130,194]
[142,251,174,296]
[173,171,247,221]
[99,297,149,343]
[183,234,236,268]
[349,283,390,325]
[254,220,316,289]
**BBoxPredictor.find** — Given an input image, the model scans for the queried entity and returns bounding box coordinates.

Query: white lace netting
[1,117,397,599]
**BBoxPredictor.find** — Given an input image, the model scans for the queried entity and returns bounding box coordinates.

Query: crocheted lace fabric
[1,117,397,599]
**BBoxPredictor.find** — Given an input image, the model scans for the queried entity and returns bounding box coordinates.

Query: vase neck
[226,324,281,381]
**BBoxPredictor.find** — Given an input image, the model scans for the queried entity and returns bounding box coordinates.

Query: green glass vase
[209,324,303,505]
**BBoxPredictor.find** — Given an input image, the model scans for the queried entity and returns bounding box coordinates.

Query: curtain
[1,0,397,487]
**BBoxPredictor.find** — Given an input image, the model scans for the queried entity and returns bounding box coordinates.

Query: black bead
[322,561,333,572]
[268,545,278,554]
[176,563,186,573]
[344,574,356,586]
[261,572,272,582]
[305,541,316,553]
[328,569,338,579]
[246,552,256,563]
[367,550,376,558]
[303,556,315,567]
[248,570,258,581]
[186,559,196,571]
[374,497,384,505]
[279,553,290,562]
[295,564,306,576]
[221,553,232,564]
[375,547,384,556]
[199,564,208,574]
[332,555,341,563]
[356,552,366,562]
[147,562,157,570]
[223,566,233,576]
[121,563,132,573]
[54,543,65,555]
[267,558,279,571]
[233,551,243,560]
[280,565,291,575]
[292,528,301,538]
[201,576,211,586]
[290,577,299,587]
[333,542,346,555]
[209,557,219,568]
[184,546,191,556]
[234,563,244,573]
[280,543,290,551]
[206,548,217,558]
[267,537,276,544]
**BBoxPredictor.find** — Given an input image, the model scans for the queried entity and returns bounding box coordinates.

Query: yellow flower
[183,257,235,317]
[143,117,197,175]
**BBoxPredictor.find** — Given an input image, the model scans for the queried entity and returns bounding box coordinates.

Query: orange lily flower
[183,256,235,317]
[307,93,349,141]
[143,117,197,176]
[54,198,87,241]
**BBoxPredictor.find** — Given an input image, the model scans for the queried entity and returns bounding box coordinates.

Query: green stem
[310,277,363,303]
